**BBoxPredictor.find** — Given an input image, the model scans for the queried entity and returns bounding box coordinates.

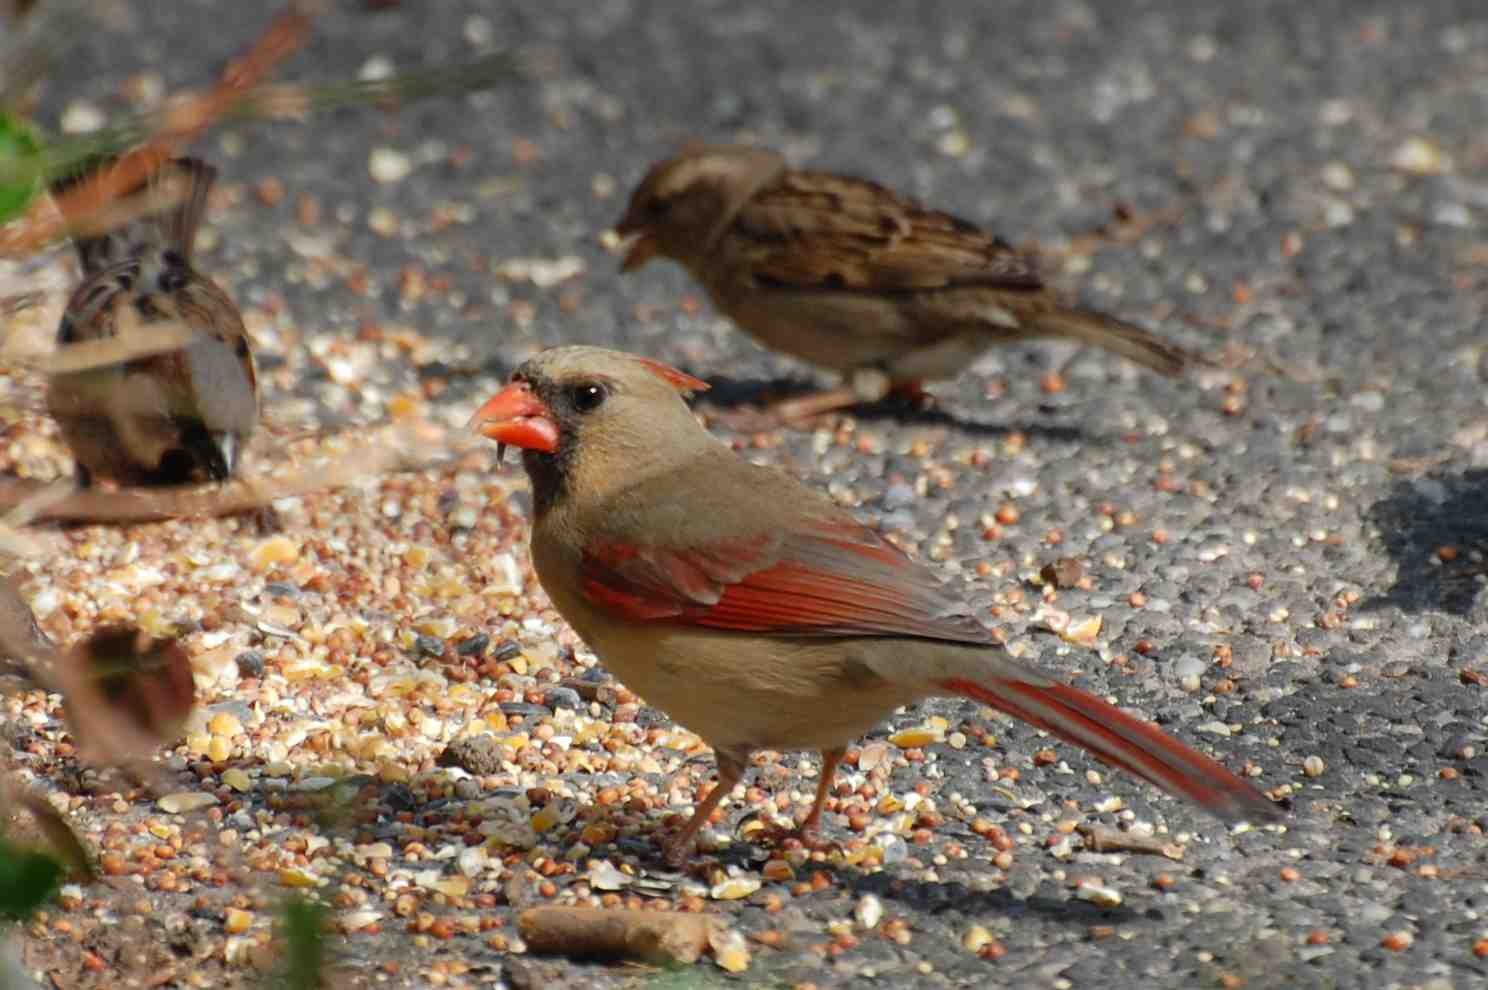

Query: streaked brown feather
[733,171,1044,293]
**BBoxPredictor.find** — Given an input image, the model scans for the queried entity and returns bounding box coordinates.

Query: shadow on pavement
[697,374,1096,444]
[1363,468,1488,616]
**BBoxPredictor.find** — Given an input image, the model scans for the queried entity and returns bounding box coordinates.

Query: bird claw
[795,823,824,847]
[791,825,839,855]
[661,837,693,869]
[250,504,283,535]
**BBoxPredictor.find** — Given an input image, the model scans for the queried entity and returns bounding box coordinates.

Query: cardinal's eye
[569,382,608,413]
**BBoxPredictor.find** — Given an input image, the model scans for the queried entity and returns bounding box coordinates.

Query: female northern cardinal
[46,156,258,487]
[614,144,1200,420]
[470,346,1278,864]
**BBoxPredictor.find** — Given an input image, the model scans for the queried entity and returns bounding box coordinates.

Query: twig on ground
[0,419,474,524]
[1076,822,1186,861]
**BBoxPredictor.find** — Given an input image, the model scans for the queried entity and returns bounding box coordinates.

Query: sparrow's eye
[568,382,608,413]
[647,198,671,217]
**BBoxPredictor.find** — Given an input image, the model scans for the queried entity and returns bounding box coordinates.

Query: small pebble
[369,147,414,184]
[438,736,504,775]
[709,927,751,973]
[544,687,583,711]
[248,535,300,571]
[234,651,266,678]
[61,100,105,134]
[157,792,219,814]
[962,924,994,952]
[710,876,761,901]
[1391,137,1448,175]
[456,633,490,656]
[1075,882,1123,908]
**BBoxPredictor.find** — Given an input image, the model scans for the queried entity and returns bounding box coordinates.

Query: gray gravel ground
[24,0,1488,987]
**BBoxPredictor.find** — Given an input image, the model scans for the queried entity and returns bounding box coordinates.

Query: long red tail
[940,677,1281,823]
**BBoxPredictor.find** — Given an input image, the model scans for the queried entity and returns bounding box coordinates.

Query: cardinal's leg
[797,746,847,844]
[664,748,747,866]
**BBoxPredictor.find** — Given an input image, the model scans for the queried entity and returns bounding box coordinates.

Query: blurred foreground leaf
[0,112,41,224]
[0,837,63,922]
[275,895,329,990]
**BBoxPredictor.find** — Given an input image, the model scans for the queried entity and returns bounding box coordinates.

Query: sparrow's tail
[939,676,1281,824]
[49,156,217,275]
[1029,308,1198,377]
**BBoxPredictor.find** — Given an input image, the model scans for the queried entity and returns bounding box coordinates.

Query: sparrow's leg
[770,372,934,423]
[704,384,862,429]
[250,505,283,535]
[797,746,846,844]
[768,366,890,421]
[769,384,862,422]
[664,748,747,866]
[1052,345,1093,386]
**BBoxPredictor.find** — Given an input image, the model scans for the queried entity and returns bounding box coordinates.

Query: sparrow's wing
[730,171,1045,294]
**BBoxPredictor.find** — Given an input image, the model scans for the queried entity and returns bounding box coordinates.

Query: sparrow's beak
[617,228,658,272]
[467,382,560,461]
[209,432,238,480]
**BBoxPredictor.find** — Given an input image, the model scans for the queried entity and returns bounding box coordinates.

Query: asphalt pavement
[27,1,1488,987]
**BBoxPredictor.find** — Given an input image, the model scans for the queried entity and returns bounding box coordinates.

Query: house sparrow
[615,144,1201,419]
[46,156,257,487]
[470,346,1278,864]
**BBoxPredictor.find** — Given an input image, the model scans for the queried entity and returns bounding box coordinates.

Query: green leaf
[0,837,65,921]
[0,111,43,225]
[275,895,328,990]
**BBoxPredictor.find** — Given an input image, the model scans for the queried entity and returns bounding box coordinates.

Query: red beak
[467,382,560,459]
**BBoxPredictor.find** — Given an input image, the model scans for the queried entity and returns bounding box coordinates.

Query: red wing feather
[580,521,990,644]
[581,536,767,619]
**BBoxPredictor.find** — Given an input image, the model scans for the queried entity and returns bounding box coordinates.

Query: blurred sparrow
[62,625,196,753]
[616,144,1201,419]
[46,156,257,487]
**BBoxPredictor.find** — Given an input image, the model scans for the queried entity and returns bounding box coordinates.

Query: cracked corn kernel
[888,727,942,748]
